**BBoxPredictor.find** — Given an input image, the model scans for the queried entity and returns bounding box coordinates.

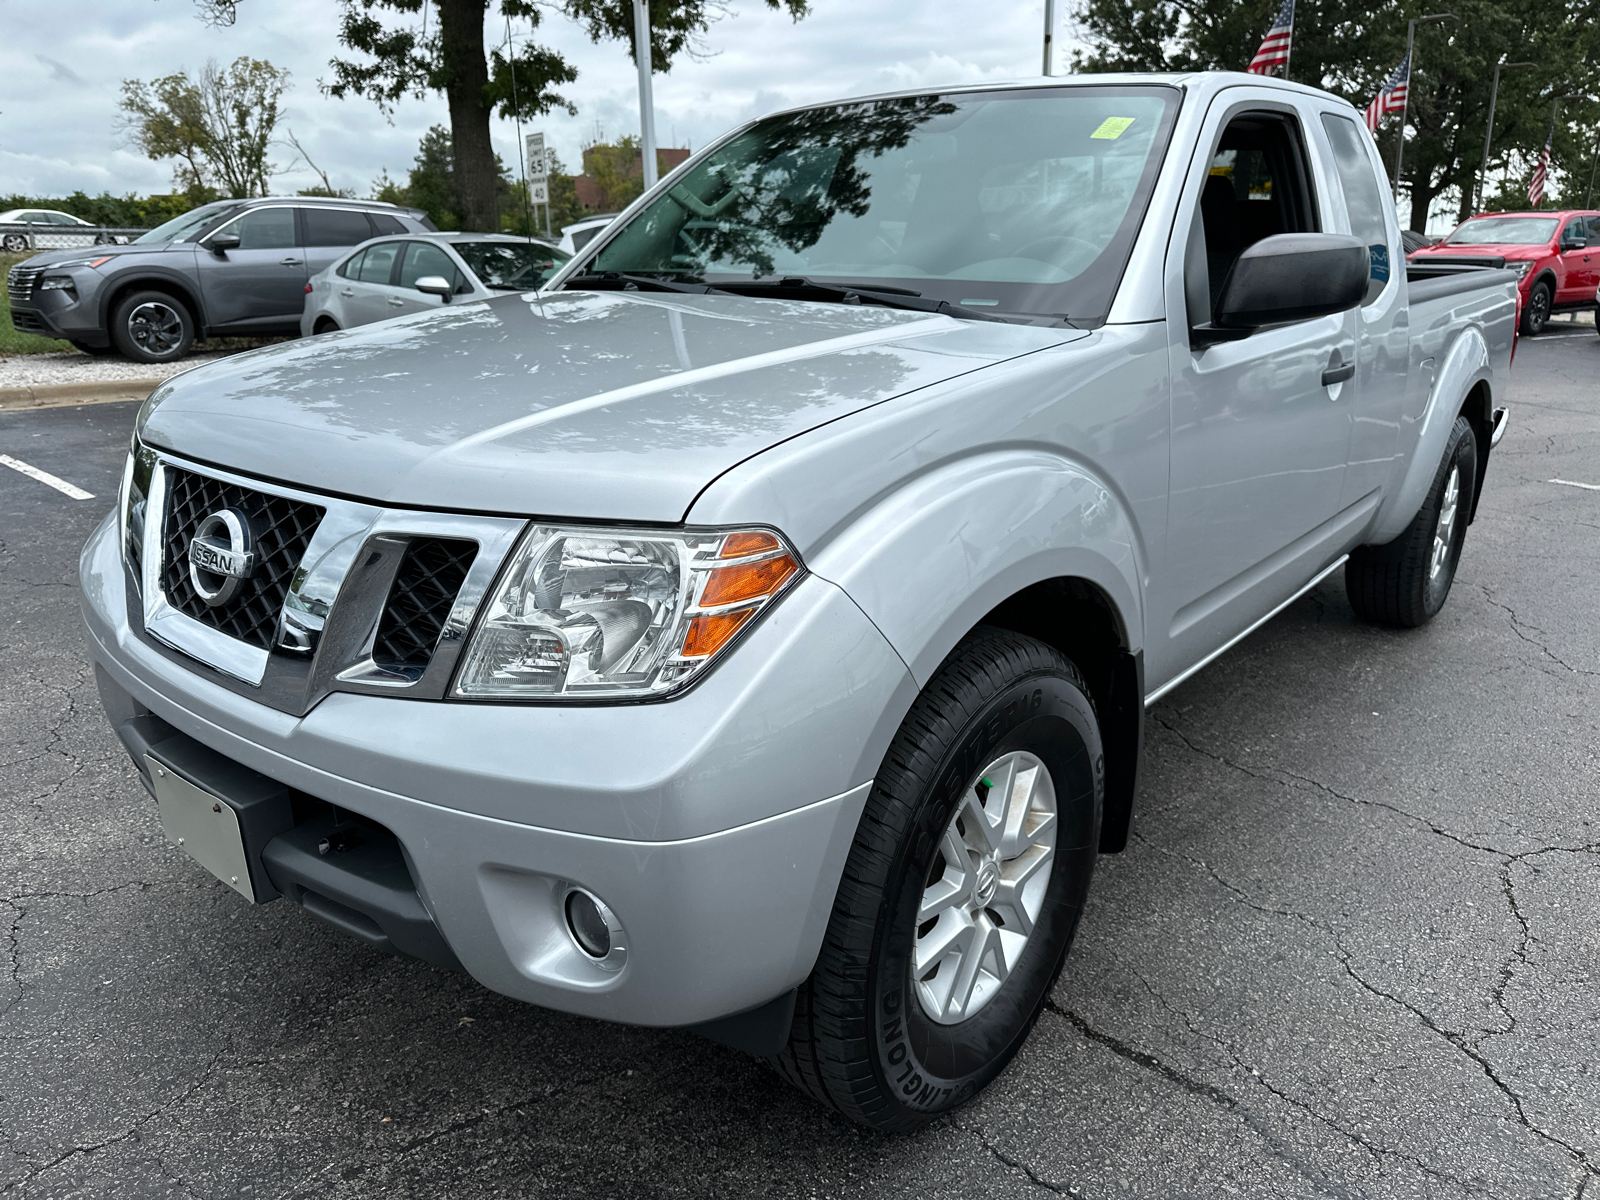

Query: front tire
[772,628,1103,1131]
[2,233,28,254]
[1345,414,1477,628]
[1520,281,1552,336]
[110,290,194,363]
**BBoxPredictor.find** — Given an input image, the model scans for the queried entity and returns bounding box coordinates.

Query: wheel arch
[1458,378,1495,524]
[807,448,1148,854]
[100,272,206,334]
[977,576,1144,854]
[1368,325,1492,544]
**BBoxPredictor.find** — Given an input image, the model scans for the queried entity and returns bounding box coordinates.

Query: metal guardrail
[0,223,149,252]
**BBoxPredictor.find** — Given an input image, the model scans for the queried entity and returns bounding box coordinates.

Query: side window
[337,249,366,280]
[369,213,407,236]
[1561,218,1587,249]
[1321,113,1392,304]
[355,241,401,284]
[398,242,465,292]
[1190,110,1320,315]
[301,207,376,247]
[221,207,297,250]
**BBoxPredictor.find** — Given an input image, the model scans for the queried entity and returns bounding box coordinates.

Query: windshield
[1443,216,1559,246]
[588,85,1180,322]
[455,240,570,289]
[133,203,239,245]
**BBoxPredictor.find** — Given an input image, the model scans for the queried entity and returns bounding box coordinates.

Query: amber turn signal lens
[682,609,753,658]
[698,554,798,608]
[720,530,781,558]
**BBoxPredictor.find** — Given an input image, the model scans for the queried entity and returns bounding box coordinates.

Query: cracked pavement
[2,322,1598,1198]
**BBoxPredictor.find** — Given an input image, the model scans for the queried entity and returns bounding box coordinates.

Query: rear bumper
[80,512,907,1028]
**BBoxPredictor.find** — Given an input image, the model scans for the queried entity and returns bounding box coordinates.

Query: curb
[0,377,165,411]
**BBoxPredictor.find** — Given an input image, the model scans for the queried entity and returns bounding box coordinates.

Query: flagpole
[1392,13,1455,212]
[1477,61,1533,214]
[1283,0,1292,81]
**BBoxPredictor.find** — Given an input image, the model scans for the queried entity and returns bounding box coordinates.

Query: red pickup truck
[1410,209,1600,335]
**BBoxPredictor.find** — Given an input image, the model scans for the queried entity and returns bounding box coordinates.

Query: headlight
[120,440,157,588]
[453,525,801,700]
[1512,261,1535,279]
[38,275,76,293]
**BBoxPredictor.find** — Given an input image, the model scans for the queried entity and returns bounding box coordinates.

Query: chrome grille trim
[7,265,45,307]
[135,448,526,714]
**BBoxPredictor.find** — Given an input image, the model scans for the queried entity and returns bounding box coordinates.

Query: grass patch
[1,253,74,355]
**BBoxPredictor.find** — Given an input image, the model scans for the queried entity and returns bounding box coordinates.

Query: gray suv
[6,197,434,362]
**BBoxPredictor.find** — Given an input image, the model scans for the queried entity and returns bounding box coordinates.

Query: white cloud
[0,0,1083,202]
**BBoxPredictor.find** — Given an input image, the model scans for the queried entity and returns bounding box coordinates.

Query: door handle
[1321,357,1355,387]
[339,288,355,297]
[387,297,405,307]
[280,257,302,265]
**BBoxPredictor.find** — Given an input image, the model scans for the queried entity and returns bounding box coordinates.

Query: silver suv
[6,197,432,362]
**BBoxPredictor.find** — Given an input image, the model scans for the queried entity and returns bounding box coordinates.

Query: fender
[806,449,1143,688]
[99,267,208,331]
[1367,325,1491,545]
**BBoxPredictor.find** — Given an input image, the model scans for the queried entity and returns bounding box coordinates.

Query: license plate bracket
[146,753,258,902]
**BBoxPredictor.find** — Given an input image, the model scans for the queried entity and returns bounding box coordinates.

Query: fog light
[565,889,612,959]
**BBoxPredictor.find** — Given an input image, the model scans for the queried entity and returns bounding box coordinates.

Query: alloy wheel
[127,301,184,357]
[1430,464,1460,582]
[914,750,1058,1025]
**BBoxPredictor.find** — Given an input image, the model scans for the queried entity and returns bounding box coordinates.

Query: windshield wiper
[713,276,1009,323]
[564,271,732,295]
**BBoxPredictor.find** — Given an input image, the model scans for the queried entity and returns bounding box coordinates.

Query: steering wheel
[1011,235,1101,272]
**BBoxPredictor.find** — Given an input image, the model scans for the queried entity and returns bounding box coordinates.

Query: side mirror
[1193,233,1368,346]
[206,232,241,255]
[413,275,454,302]
[1562,234,1588,251]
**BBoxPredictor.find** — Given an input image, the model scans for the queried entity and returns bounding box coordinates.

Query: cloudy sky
[1,0,1082,201]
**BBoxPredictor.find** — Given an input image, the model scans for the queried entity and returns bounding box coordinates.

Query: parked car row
[6,196,569,361]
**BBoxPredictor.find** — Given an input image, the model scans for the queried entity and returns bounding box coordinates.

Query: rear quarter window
[302,207,377,247]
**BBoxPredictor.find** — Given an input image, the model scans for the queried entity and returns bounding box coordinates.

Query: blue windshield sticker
[1369,243,1390,283]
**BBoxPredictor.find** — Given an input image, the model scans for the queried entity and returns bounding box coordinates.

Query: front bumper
[81,512,914,1027]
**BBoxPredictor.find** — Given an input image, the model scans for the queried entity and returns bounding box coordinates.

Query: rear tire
[312,316,340,335]
[1345,415,1477,628]
[771,627,1103,1131]
[1520,281,1552,336]
[2,233,27,254]
[110,290,194,363]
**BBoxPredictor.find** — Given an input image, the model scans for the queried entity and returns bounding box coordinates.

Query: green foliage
[370,124,521,230]
[1070,0,1600,228]
[542,151,588,230]
[0,192,200,229]
[119,57,291,199]
[582,136,647,213]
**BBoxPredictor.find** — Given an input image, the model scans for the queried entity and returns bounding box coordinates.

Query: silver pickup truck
[81,72,1515,1131]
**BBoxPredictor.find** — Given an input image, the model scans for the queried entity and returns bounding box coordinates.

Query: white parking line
[0,454,95,500]
[1550,478,1600,491]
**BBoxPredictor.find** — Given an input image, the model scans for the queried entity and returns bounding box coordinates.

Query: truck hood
[1414,243,1548,261]
[139,290,1082,521]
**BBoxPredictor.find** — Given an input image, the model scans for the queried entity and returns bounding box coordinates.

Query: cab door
[1153,94,1356,689]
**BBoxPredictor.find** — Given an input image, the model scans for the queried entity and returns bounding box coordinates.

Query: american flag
[1247,0,1295,75]
[1528,132,1551,207]
[1363,53,1411,133]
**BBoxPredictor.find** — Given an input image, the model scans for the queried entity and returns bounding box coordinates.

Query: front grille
[160,467,325,651]
[371,538,477,670]
[10,309,46,332]
[7,266,44,307]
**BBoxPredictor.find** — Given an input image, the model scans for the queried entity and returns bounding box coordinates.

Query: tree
[119,57,291,199]
[1070,0,1600,229]
[191,1,809,234]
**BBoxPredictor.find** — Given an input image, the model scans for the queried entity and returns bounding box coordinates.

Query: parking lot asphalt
[2,320,1598,1200]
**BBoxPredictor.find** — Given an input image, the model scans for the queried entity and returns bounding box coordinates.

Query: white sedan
[0,208,113,253]
[301,232,571,335]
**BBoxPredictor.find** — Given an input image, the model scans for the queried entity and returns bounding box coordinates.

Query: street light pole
[1585,123,1600,208]
[1042,0,1056,76]
[1392,12,1455,214]
[633,0,659,190]
[1476,60,1533,213]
